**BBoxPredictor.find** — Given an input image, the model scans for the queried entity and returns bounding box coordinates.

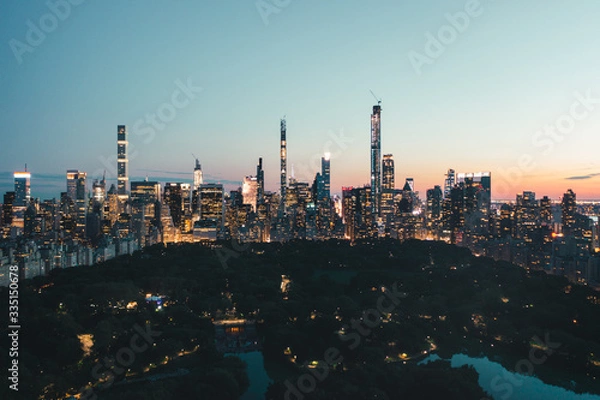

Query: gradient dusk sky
[1,1,600,200]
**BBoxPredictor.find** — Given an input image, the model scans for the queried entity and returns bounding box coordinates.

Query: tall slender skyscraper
[322,153,331,199]
[257,157,264,203]
[370,105,382,215]
[193,159,203,190]
[280,118,287,207]
[117,125,128,197]
[14,170,31,206]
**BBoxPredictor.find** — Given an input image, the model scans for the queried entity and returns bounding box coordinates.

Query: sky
[1,0,600,200]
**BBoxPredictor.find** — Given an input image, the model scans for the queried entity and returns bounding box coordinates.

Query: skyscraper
[92,174,107,203]
[444,169,455,199]
[242,176,259,212]
[131,180,161,246]
[193,158,203,191]
[67,170,86,201]
[381,154,395,226]
[515,191,537,242]
[561,189,576,235]
[426,186,443,221]
[314,153,332,237]
[14,171,31,206]
[370,104,382,215]
[117,125,128,197]
[382,155,394,190]
[199,184,224,236]
[257,157,264,204]
[163,183,183,230]
[2,192,15,231]
[66,170,87,238]
[280,118,287,207]
[342,187,356,240]
[321,153,331,200]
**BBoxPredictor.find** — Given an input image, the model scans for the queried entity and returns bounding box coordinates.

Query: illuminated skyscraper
[14,171,31,206]
[456,172,491,215]
[67,170,86,201]
[426,186,443,221]
[312,154,332,237]
[257,157,264,203]
[2,192,15,233]
[444,169,455,199]
[322,153,331,199]
[342,187,356,240]
[540,196,552,226]
[181,183,192,232]
[117,125,128,197]
[92,173,106,203]
[370,105,382,215]
[280,118,287,208]
[199,184,224,239]
[193,159,203,190]
[382,155,394,190]
[561,189,576,235]
[381,155,395,227]
[515,191,537,242]
[66,170,87,238]
[131,180,161,246]
[243,176,259,212]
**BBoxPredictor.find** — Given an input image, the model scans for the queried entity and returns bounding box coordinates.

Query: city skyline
[0,108,597,203]
[2,1,600,199]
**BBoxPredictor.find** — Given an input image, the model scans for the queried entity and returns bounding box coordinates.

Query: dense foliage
[1,239,599,399]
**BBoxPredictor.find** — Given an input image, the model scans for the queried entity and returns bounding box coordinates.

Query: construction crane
[370,90,382,106]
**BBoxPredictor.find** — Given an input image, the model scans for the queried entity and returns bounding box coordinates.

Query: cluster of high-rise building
[1,105,600,288]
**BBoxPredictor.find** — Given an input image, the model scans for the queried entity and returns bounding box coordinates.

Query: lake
[420,353,600,400]
[228,351,272,400]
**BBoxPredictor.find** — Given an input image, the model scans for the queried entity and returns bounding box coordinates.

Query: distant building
[14,171,31,206]
[370,104,382,215]
[131,180,161,246]
[117,125,128,197]
[199,184,224,239]
[243,176,258,213]
[66,170,87,239]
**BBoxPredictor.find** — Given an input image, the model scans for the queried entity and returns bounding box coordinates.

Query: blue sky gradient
[1,0,600,199]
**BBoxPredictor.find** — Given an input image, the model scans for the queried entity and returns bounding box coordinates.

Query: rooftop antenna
[370,90,382,106]
[191,153,201,169]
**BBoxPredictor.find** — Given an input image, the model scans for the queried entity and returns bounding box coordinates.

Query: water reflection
[420,353,600,400]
